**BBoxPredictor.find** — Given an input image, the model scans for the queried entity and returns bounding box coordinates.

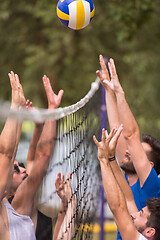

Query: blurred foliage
[0,0,160,138]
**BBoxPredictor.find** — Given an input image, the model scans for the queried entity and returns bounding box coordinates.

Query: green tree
[0,0,160,138]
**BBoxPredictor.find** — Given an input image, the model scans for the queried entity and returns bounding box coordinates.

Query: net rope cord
[0,77,100,122]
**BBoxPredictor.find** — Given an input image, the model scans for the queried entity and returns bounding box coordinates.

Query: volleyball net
[39,77,101,239]
[0,77,104,239]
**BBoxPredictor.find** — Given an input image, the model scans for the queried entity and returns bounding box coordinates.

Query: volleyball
[56,0,95,30]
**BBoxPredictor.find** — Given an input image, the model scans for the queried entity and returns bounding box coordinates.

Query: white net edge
[0,77,100,122]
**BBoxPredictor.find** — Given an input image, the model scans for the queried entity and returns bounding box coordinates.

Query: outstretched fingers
[43,75,64,109]
[93,135,100,147]
[55,172,62,189]
[43,75,54,107]
[101,128,106,143]
[107,127,117,143]
[109,58,117,79]
[108,125,123,156]
[105,129,109,139]
[8,73,14,90]
[107,58,123,94]
[8,71,27,109]
[8,71,21,108]
[96,70,103,83]
[15,74,26,107]
[57,89,64,107]
[93,128,114,147]
[114,124,123,141]
[96,55,111,88]
[99,55,110,80]
[103,78,114,91]
[8,71,17,91]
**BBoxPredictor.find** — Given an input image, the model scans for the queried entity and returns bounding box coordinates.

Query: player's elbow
[109,199,122,215]
[36,144,53,159]
[111,203,127,222]
[0,147,13,160]
[109,193,127,217]
[124,127,140,142]
[37,150,51,162]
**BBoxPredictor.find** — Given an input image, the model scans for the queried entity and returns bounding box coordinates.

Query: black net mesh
[13,85,102,239]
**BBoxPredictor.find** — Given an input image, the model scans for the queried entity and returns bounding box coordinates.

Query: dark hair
[14,164,20,173]
[146,198,160,240]
[142,134,160,175]
[18,162,25,168]
[14,162,26,174]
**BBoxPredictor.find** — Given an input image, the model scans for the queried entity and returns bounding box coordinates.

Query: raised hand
[55,173,65,200]
[54,173,75,240]
[8,71,20,109]
[9,72,35,112]
[103,58,123,94]
[8,71,26,109]
[96,55,123,94]
[107,124,123,158]
[55,173,72,205]
[93,128,116,163]
[42,75,64,110]
[13,73,26,107]
[96,54,111,89]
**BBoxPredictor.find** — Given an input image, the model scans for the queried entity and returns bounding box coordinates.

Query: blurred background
[0,0,160,139]
[1,1,160,239]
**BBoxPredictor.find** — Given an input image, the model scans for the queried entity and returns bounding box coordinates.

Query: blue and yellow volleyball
[57,0,95,30]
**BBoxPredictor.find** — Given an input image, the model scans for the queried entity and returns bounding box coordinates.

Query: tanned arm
[0,72,23,201]
[12,75,64,217]
[93,128,139,240]
[96,55,127,166]
[102,58,151,187]
[53,173,76,240]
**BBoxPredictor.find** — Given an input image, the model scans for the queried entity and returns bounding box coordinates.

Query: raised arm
[9,73,26,163]
[96,55,127,166]
[107,125,138,214]
[12,75,64,216]
[26,118,44,174]
[0,72,22,201]
[56,197,76,240]
[53,173,76,240]
[93,129,139,240]
[103,59,152,187]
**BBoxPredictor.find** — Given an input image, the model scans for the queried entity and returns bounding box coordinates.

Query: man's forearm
[106,89,127,164]
[115,90,152,186]
[0,117,18,158]
[115,91,140,139]
[53,202,66,240]
[26,123,43,174]
[100,160,126,214]
[55,199,76,240]
[36,120,56,161]
[110,160,138,214]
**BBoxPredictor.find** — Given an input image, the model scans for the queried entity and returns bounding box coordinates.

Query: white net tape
[0,77,100,122]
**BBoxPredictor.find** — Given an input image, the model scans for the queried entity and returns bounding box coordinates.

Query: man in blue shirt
[93,127,160,240]
[96,55,160,240]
